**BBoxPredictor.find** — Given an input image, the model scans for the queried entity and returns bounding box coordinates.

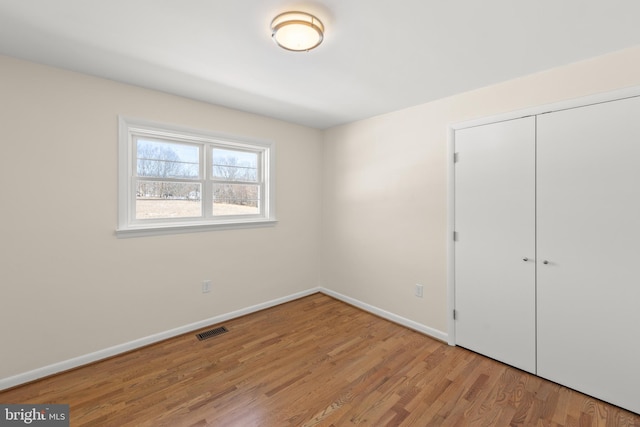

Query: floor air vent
[196,326,229,341]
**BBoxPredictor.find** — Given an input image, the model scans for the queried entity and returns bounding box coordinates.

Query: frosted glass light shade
[271,11,324,52]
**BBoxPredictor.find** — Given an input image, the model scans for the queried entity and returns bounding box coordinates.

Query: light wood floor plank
[1,293,638,426]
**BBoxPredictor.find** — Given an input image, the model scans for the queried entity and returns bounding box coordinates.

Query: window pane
[213,183,260,215]
[212,149,258,182]
[137,139,199,178]
[136,181,202,219]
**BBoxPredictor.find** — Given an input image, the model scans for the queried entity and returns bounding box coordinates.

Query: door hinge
[454,152,459,163]
[453,309,457,320]
[453,231,458,241]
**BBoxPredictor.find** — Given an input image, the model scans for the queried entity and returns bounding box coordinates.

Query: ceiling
[1,1,640,129]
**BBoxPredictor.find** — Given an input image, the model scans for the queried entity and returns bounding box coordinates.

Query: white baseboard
[1,286,447,391]
[0,287,321,391]
[319,288,448,342]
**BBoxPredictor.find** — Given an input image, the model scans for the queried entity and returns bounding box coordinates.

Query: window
[117,117,275,237]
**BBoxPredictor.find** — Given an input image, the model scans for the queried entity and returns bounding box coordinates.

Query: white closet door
[537,96,640,414]
[455,117,536,374]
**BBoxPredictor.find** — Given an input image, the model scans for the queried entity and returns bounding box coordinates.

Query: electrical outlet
[415,284,424,298]
[202,280,212,293]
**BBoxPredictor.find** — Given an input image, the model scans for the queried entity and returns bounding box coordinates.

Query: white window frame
[117,116,276,237]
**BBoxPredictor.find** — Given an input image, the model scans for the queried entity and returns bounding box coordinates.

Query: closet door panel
[537,96,640,414]
[454,117,536,374]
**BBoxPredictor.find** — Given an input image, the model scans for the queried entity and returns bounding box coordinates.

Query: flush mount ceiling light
[271,11,324,52]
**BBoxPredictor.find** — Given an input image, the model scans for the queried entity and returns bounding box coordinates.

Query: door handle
[543,260,549,265]
[522,257,529,262]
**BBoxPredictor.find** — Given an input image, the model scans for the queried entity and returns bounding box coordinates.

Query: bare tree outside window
[212,149,260,214]
[135,140,201,218]
[133,142,260,218]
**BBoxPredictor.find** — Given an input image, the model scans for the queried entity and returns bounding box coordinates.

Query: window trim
[117,116,276,238]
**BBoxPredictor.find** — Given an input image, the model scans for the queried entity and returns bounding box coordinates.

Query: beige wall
[0,55,323,380]
[321,46,640,336]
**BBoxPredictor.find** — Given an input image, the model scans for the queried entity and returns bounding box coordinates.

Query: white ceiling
[1,1,640,129]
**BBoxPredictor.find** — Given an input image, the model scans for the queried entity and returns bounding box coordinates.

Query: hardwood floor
[1,293,638,426]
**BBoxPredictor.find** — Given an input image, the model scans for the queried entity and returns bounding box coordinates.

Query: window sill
[115,219,277,238]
